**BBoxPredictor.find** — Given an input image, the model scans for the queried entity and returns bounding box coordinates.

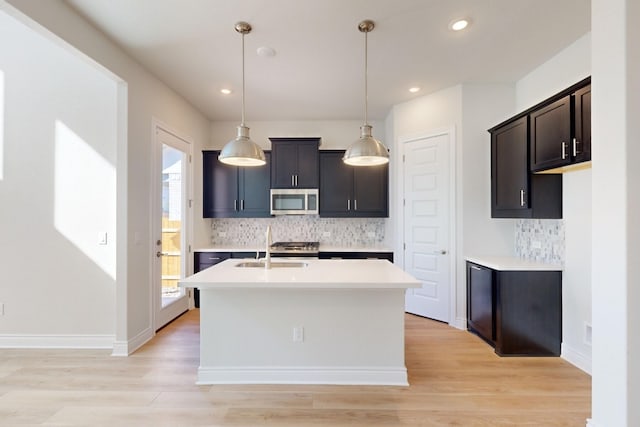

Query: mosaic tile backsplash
[210,217,386,246]
[515,219,565,265]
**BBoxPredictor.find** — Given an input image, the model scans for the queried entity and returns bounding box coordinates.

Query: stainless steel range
[270,241,320,257]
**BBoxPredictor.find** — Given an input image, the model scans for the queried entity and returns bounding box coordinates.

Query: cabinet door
[239,152,271,217]
[467,263,494,344]
[270,141,298,188]
[296,141,320,188]
[530,96,571,171]
[491,117,529,217]
[319,151,352,216]
[352,163,388,217]
[270,138,320,188]
[573,85,591,164]
[203,151,239,218]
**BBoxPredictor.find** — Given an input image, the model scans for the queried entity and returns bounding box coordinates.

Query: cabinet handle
[354,199,358,211]
[347,199,351,211]
[573,137,579,156]
[208,257,221,261]
[561,141,567,159]
[234,199,238,211]
[240,199,244,211]
[471,265,482,271]
[291,175,295,186]
[295,175,298,186]
[520,189,525,207]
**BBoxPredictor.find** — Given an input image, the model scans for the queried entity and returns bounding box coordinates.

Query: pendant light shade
[343,20,389,167]
[219,22,266,167]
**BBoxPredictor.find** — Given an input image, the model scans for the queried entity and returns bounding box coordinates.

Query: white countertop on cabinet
[466,256,562,271]
[180,258,419,289]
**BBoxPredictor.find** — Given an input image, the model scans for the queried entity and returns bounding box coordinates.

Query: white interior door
[403,132,451,322]
[153,126,192,330]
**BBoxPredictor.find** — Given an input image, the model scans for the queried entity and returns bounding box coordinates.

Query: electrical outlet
[531,240,542,249]
[367,232,375,238]
[585,323,592,345]
[322,231,331,238]
[292,326,304,343]
[219,231,227,237]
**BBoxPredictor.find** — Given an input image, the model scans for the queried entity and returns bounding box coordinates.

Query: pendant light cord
[241,31,246,127]
[364,28,368,126]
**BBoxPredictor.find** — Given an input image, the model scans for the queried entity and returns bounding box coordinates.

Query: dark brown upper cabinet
[319,150,388,218]
[202,150,271,218]
[573,84,591,164]
[530,80,591,172]
[490,117,562,219]
[269,137,320,189]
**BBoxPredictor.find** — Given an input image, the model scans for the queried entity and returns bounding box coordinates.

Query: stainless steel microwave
[270,188,319,215]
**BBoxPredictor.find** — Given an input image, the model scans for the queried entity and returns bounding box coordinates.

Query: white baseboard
[111,326,153,356]
[197,366,409,386]
[561,342,592,375]
[0,334,114,349]
[451,316,466,330]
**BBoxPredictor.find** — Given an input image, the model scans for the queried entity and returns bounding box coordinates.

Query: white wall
[0,10,116,344]
[591,0,640,425]
[389,84,515,327]
[3,0,211,352]
[209,120,383,151]
[515,33,592,373]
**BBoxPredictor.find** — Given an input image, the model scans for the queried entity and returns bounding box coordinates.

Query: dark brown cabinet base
[467,261,562,356]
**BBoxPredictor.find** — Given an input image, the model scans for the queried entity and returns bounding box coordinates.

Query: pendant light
[343,20,389,166]
[218,22,266,167]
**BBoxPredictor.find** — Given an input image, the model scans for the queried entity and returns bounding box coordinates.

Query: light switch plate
[98,232,108,245]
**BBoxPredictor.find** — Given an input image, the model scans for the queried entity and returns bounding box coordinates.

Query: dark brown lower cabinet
[466,261,562,356]
[319,251,393,262]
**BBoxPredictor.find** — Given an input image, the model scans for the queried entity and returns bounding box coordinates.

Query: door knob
[156,251,163,258]
[434,250,447,255]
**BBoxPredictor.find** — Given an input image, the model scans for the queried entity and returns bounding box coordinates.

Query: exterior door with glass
[153,126,191,330]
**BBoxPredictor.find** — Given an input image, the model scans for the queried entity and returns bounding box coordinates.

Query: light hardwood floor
[0,310,591,426]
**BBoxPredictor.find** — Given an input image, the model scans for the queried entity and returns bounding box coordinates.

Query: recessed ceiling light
[409,87,421,93]
[449,19,470,31]
[220,88,232,95]
[257,46,276,57]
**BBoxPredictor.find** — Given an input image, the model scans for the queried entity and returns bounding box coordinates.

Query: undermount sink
[235,261,308,268]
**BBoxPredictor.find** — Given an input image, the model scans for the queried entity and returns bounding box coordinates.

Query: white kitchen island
[178,258,420,386]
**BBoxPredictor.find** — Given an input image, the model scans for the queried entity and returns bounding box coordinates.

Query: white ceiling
[64,0,590,122]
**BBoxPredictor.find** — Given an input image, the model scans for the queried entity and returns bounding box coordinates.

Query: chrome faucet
[264,225,272,269]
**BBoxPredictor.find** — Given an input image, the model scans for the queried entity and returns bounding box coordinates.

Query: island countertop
[179,258,420,290]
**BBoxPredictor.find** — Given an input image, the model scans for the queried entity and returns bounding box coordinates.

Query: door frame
[150,118,194,331]
[395,127,458,327]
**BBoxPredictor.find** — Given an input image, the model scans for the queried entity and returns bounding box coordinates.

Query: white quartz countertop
[466,256,562,271]
[179,258,420,289]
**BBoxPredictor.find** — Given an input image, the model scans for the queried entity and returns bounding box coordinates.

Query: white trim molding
[196,366,409,386]
[111,326,153,356]
[0,334,114,349]
[561,343,592,375]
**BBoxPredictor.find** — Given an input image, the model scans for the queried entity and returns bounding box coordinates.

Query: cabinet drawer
[195,252,231,270]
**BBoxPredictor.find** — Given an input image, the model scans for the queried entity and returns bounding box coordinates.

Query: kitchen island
[179,258,420,386]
